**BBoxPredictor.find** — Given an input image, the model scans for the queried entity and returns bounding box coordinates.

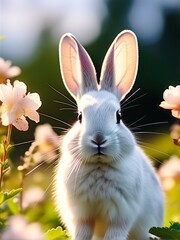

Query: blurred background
[1,0,180,230]
[1,0,180,147]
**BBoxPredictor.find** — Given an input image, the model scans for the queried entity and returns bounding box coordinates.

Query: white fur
[54,30,164,240]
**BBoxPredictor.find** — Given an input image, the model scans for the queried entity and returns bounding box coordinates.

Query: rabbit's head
[59,30,138,163]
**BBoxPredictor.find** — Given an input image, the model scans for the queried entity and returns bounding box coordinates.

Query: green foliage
[0,188,22,204]
[149,222,180,240]
[45,226,70,240]
[0,188,22,232]
[6,198,20,214]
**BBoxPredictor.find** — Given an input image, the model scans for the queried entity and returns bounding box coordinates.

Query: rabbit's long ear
[59,34,98,99]
[100,30,138,100]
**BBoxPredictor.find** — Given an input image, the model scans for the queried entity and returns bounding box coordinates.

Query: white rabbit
[54,30,164,240]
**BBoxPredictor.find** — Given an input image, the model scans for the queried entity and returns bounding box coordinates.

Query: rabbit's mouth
[96,145,105,155]
[90,153,113,163]
[92,144,107,157]
[94,152,105,156]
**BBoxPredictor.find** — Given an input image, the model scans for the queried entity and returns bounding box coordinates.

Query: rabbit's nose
[91,133,107,146]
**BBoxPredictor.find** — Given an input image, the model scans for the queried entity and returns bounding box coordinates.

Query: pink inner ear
[60,34,98,99]
[99,44,116,91]
[74,38,97,91]
[114,41,127,88]
[60,35,80,98]
[78,43,92,74]
[100,30,138,100]
[115,32,138,99]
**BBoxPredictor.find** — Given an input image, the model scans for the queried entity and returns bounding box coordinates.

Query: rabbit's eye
[77,112,82,123]
[116,110,121,124]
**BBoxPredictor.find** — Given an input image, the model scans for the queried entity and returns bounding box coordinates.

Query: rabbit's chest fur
[75,165,135,219]
[75,163,135,201]
[59,153,142,221]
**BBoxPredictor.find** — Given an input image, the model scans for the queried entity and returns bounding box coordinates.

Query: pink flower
[160,85,180,118]
[0,57,21,83]
[35,124,59,150]
[18,124,59,170]
[33,124,60,163]
[21,187,45,210]
[158,155,180,191]
[0,80,42,131]
[1,215,44,240]
[170,124,180,146]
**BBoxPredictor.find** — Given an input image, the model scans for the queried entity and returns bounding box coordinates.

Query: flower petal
[1,101,25,125]
[159,101,176,110]
[13,116,29,131]
[0,58,21,80]
[34,124,59,147]
[19,93,42,113]
[172,110,180,119]
[163,86,180,105]
[26,93,42,109]
[13,81,27,100]
[1,112,9,126]
[8,66,21,78]
[0,58,11,69]
[0,78,41,129]
[160,85,180,119]
[0,57,5,66]
[1,110,14,126]
[26,109,40,123]
[0,80,13,104]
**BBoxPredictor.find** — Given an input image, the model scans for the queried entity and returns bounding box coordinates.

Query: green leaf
[6,198,20,214]
[149,222,180,240]
[0,192,4,204]
[45,226,70,240]
[0,188,22,204]
[0,217,6,232]
[169,222,180,231]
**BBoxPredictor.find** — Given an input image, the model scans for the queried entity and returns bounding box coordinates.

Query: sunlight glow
[0,0,107,61]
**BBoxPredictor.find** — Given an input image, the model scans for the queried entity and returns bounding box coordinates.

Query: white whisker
[54,100,77,109]
[39,112,72,127]
[122,104,140,111]
[52,126,68,132]
[12,140,33,147]
[25,161,46,176]
[49,85,76,106]
[122,92,146,108]
[121,88,141,105]
[67,158,81,183]
[128,115,146,128]
[138,141,170,158]
[134,121,168,129]
[44,158,59,172]
[73,155,84,195]
[150,156,163,165]
[135,131,167,136]
[59,108,76,111]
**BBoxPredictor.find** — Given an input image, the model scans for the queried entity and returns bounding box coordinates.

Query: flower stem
[0,124,12,191]
[0,160,3,192]
[19,170,25,213]
[7,124,12,145]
